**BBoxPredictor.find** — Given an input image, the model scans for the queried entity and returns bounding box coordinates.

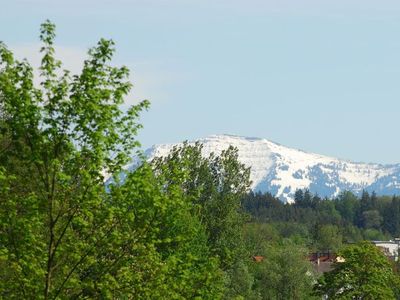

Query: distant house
[251,255,264,263]
[308,251,343,274]
[307,240,400,276]
[371,239,400,261]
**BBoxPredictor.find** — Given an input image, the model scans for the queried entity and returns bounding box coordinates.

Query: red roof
[252,255,264,262]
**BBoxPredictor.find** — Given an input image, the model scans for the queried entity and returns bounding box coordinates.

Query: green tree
[253,239,317,300]
[151,142,252,298]
[0,21,224,299]
[316,199,342,225]
[243,223,280,254]
[110,165,224,299]
[314,224,343,252]
[341,225,363,244]
[0,20,150,299]
[334,191,359,225]
[362,210,382,229]
[362,228,389,241]
[314,241,399,299]
[383,196,400,236]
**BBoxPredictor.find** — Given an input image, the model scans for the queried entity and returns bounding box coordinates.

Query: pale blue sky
[1,0,400,163]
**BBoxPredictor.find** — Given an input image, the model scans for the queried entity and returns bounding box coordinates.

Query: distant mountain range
[126,134,400,202]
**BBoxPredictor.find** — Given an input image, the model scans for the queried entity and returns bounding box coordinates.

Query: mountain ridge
[128,134,400,202]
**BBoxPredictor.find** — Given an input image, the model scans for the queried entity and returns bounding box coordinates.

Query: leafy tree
[362,228,389,241]
[224,261,259,300]
[341,225,363,244]
[152,143,251,266]
[316,199,341,225]
[314,224,342,252]
[362,209,383,229]
[0,21,225,299]
[151,142,252,298]
[253,239,317,300]
[314,241,400,299]
[110,165,224,299]
[0,20,150,299]
[243,223,280,255]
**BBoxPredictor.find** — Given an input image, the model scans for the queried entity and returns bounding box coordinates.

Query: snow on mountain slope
[127,134,400,202]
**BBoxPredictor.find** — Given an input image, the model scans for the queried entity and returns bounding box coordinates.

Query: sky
[1,0,400,164]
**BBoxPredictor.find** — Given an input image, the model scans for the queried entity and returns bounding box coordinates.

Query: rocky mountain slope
[127,134,400,202]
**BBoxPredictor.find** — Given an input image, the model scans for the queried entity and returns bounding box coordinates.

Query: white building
[371,239,400,260]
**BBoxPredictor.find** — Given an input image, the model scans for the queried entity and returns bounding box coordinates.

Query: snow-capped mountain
[128,134,400,202]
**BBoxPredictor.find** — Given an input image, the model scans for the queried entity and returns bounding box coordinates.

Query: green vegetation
[314,241,400,299]
[0,21,250,299]
[242,189,400,247]
[1,21,400,299]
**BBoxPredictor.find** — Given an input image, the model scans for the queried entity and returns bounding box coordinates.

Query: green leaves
[0,20,151,299]
[150,142,252,298]
[252,239,317,300]
[0,20,252,299]
[314,241,399,299]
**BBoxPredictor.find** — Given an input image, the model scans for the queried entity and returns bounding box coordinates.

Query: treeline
[242,189,400,251]
[239,190,400,299]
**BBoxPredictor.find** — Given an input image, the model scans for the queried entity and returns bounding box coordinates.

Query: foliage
[0,21,227,299]
[108,165,225,299]
[150,142,252,298]
[242,190,400,248]
[313,224,342,252]
[252,239,317,300]
[314,241,400,299]
[242,224,318,299]
[0,20,151,299]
